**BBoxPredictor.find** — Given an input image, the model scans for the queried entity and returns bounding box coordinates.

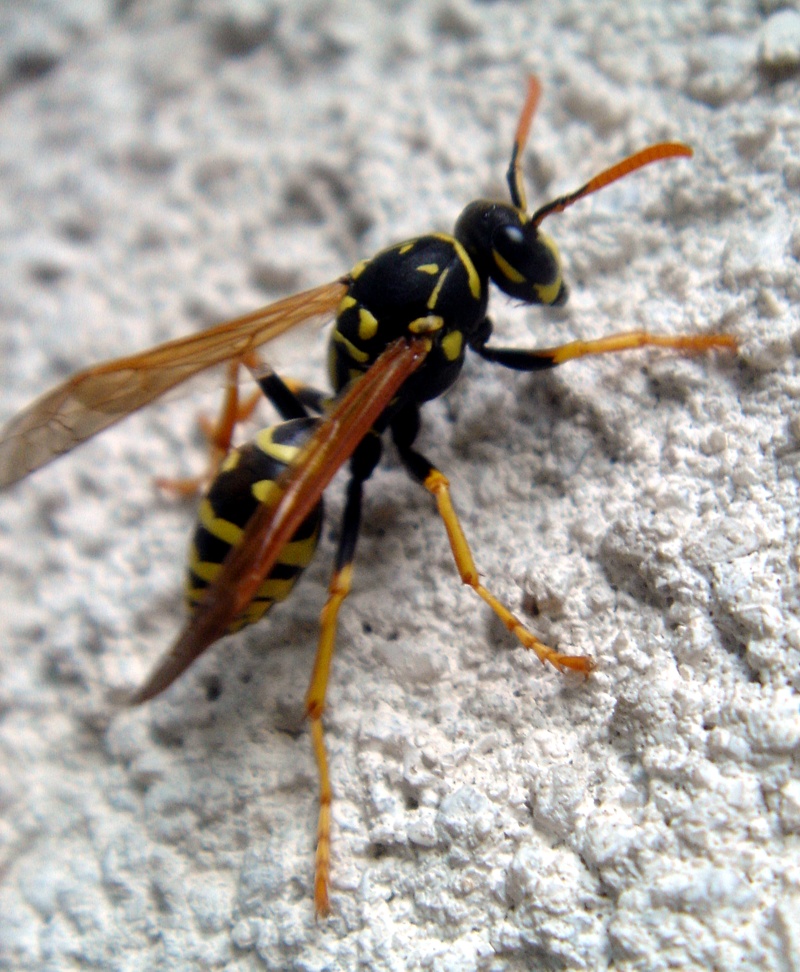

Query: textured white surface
[0,2,799,970]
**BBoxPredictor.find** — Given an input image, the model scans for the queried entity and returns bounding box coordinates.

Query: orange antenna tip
[531,140,694,226]
[507,75,543,211]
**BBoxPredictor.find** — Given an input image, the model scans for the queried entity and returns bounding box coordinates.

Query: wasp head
[454,201,568,306]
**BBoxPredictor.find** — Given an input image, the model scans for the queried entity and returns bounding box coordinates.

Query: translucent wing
[0,279,348,487]
[131,336,430,703]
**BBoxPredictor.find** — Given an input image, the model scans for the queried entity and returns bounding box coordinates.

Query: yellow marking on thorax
[332,328,370,363]
[358,307,378,341]
[453,240,480,299]
[441,330,463,362]
[338,294,357,313]
[433,232,481,300]
[417,263,439,275]
[409,315,444,335]
[427,267,449,310]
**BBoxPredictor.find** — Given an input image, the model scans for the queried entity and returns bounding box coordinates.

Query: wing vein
[0,279,348,486]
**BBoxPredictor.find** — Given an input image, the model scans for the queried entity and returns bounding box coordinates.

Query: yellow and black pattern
[330,234,488,408]
[187,417,323,632]
[0,75,738,920]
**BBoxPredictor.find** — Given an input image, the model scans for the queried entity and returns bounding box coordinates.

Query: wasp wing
[130,336,430,704]
[0,279,348,488]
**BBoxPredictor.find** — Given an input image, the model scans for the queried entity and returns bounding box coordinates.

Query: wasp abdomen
[187,417,323,632]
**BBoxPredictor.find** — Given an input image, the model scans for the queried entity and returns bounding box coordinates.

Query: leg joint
[423,468,449,495]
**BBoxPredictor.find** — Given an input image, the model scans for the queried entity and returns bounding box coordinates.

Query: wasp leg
[304,432,382,916]
[391,407,591,674]
[158,359,329,496]
[155,359,264,496]
[472,325,737,371]
[244,357,329,419]
[280,378,329,416]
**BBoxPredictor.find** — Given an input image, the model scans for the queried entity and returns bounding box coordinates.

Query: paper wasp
[0,78,737,914]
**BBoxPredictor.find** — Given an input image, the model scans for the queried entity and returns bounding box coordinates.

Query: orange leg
[304,455,371,916]
[155,360,261,496]
[541,330,737,364]
[475,329,737,372]
[422,468,592,673]
[305,562,354,916]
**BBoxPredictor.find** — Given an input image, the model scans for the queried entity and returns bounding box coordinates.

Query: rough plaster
[0,2,799,970]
